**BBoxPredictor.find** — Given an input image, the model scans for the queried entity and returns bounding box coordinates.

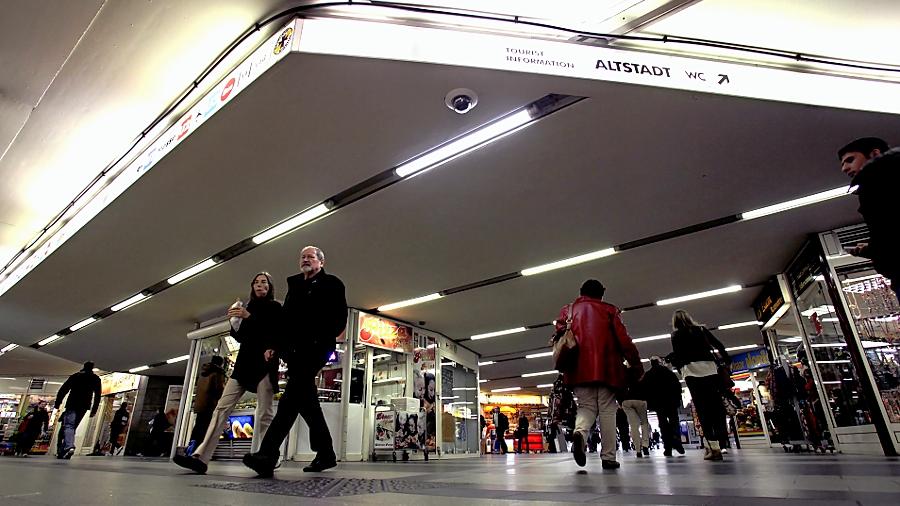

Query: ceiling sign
[296,18,900,116]
[101,372,141,396]
[358,313,414,354]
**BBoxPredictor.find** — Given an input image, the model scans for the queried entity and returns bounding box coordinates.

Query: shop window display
[836,268,900,423]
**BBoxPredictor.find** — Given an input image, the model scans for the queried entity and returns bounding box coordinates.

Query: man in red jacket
[555,280,642,470]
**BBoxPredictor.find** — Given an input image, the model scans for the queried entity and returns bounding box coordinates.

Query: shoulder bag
[552,303,579,373]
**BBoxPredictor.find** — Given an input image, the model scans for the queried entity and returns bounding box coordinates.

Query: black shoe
[642,447,650,456]
[243,452,276,478]
[601,459,620,470]
[663,449,673,457]
[173,454,207,474]
[63,447,75,460]
[572,432,586,467]
[675,445,685,455]
[304,454,337,472]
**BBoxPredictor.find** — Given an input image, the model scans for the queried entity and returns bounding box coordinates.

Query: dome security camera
[445,88,478,114]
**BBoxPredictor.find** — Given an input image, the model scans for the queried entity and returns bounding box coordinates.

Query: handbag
[552,303,579,373]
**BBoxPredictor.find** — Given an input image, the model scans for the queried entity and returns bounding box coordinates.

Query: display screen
[223,414,254,439]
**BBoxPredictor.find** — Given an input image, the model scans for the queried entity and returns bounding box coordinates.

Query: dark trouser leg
[686,375,726,443]
[189,410,214,444]
[259,358,331,458]
[498,434,508,453]
[18,432,38,454]
[656,407,678,450]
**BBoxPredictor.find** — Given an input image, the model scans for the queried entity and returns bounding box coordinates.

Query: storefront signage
[753,277,785,324]
[373,410,395,450]
[730,348,769,373]
[101,373,141,396]
[297,18,900,115]
[786,240,825,298]
[0,19,300,298]
[358,313,414,353]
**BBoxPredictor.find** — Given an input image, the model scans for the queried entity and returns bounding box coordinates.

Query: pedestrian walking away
[54,361,102,460]
[243,246,348,477]
[641,356,685,456]
[552,279,642,471]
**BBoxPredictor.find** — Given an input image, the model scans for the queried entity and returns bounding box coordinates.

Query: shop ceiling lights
[491,387,521,393]
[377,292,442,312]
[800,305,835,317]
[478,361,495,366]
[37,335,63,347]
[395,110,533,179]
[537,384,553,388]
[252,203,331,244]
[110,293,148,312]
[520,248,617,276]
[0,344,17,353]
[725,344,758,352]
[521,370,557,378]
[166,355,190,364]
[129,365,150,373]
[479,379,488,383]
[167,258,218,285]
[69,317,97,332]
[656,285,742,306]
[632,333,671,344]
[763,303,792,329]
[717,321,763,330]
[526,351,553,359]
[470,327,528,340]
[740,186,850,220]
[780,336,803,343]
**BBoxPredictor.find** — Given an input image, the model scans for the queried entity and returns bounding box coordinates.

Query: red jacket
[556,296,642,388]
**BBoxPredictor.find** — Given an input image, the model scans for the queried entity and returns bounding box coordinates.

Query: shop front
[174,309,479,463]
[480,392,548,454]
[766,225,900,455]
[78,372,142,456]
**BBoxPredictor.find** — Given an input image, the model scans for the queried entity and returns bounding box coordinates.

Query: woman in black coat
[173,272,282,474]
[668,309,730,461]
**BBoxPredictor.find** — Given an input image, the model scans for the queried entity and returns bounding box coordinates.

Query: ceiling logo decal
[274,27,294,55]
[220,77,236,101]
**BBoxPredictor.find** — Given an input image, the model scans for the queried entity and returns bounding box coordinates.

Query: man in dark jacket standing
[641,356,684,456]
[54,361,102,459]
[16,400,50,456]
[516,412,529,453]
[108,402,130,455]
[838,137,900,300]
[244,245,347,477]
[554,280,642,470]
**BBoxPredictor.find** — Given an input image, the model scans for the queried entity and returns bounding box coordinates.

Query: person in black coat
[54,361,102,459]
[516,412,530,453]
[838,137,900,300]
[667,310,730,461]
[174,272,282,474]
[244,245,348,477]
[16,401,50,456]
[641,356,685,456]
[108,402,130,455]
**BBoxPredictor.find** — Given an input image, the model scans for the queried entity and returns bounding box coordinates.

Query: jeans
[621,399,651,450]
[61,409,87,452]
[573,385,618,461]
[259,355,332,459]
[193,375,275,463]
[685,374,727,444]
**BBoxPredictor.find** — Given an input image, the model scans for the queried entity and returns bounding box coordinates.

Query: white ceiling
[1,1,898,389]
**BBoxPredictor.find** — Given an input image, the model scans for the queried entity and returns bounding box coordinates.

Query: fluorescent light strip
[763,304,791,330]
[526,351,553,359]
[470,327,527,340]
[167,258,217,285]
[537,384,553,388]
[521,370,557,378]
[252,203,331,244]
[656,285,742,306]
[740,186,850,220]
[521,247,617,276]
[0,344,18,353]
[780,336,803,343]
[717,321,763,330]
[817,360,851,364]
[377,293,442,312]
[165,355,190,364]
[38,335,63,347]
[478,379,488,383]
[632,333,670,344]
[811,343,847,348]
[725,344,758,352]
[373,377,405,384]
[111,293,148,312]
[478,361,495,366]
[395,110,533,178]
[129,365,150,373]
[69,317,97,332]
[372,354,391,360]
[491,387,521,393]
[452,387,478,391]
[821,381,842,385]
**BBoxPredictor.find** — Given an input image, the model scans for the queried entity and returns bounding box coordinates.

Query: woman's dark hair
[249,272,275,301]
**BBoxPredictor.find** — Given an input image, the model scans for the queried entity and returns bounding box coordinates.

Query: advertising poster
[412,332,437,450]
[358,314,413,353]
[394,411,426,450]
[374,410,395,450]
[223,414,254,440]
[164,385,183,426]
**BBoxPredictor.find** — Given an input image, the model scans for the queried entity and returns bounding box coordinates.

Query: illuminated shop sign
[358,313,414,354]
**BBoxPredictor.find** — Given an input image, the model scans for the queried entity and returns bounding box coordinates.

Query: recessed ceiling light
[525,351,553,359]
[656,285,742,306]
[521,370,557,378]
[38,335,63,347]
[717,321,763,330]
[111,293,149,312]
[167,258,218,285]
[252,203,331,244]
[478,361,495,366]
[377,293,442,312]
[536,384,553,388]
[0,344,18,353]
[165,355,190,364]
[491,387,521,393]
[129,365,150,373]
[632,334,670,343]
[470,327,527,340]
[520,247,616,276]
[740,186,849,220]
[69,317,97,332]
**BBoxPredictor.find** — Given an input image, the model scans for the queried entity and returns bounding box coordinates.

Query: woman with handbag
[667,309,731,461]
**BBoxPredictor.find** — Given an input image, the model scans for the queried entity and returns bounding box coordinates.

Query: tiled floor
[0,448,898,505]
